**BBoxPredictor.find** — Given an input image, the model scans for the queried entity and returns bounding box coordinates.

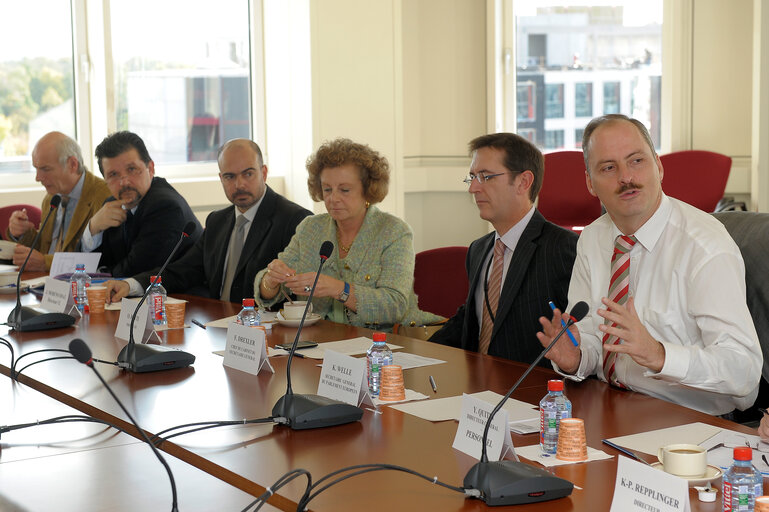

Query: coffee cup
[657,443,707,478]
[283,301,312,320]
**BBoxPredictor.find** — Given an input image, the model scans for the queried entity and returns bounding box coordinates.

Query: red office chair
[414,246,469,318]
[539,151,603,232]
[0,204,42,240]
[660,150,738,212]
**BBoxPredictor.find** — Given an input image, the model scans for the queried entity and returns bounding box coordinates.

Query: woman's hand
[262,259,295,288]
[284,272,344,299]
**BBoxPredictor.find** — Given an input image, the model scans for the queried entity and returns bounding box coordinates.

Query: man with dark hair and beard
[81,131,202,277]
[101,138,311,303]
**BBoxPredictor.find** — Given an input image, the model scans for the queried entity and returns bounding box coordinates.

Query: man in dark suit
[429,133,578,365]
[80,131,202,277]
[103,139,311,304]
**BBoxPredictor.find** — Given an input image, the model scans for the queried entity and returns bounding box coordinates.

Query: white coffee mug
[283,301,312,320]
[657,443,707,478]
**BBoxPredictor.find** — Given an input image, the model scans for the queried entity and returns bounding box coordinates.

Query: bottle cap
[242,298,255,307]
[547,379,564,392]
[150,275,162,284]
[76,263,85,270]
[733,446,753,461]
[373,332,386,342]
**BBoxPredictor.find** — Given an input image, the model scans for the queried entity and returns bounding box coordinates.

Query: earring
[365,201,370,209]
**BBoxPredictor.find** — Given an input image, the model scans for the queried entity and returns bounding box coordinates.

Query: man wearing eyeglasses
[102,138,311,303]
[80,131,202,277]
[430,133,578,365]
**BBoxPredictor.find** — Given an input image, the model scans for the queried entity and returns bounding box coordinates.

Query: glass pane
[515,1,662,150]
[0,1,75,174]
[110,0,251,165]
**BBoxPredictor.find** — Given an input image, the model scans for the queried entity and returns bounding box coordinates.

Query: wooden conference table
[0,289,759,511]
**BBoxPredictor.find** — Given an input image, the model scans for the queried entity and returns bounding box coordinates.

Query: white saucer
[650,462,723,485]
[276,312,321,327]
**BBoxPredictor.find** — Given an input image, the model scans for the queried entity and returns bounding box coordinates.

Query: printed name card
[317,350,374,408]
[452,393,515,462]
[223,323,274,376]
[50,252,101,277]
[610,456,690,512]
[114,297,158,343]
[40,277,78,316]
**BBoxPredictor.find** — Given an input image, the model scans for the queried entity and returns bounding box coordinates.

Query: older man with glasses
[429,133,578,366]
[101,138,311,304]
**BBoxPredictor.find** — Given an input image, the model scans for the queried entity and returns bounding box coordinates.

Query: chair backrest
[660,150,731,212]
[414,246,469,318]
[713,211,769,384]
[540,151,602,232]
[0,204,42,240]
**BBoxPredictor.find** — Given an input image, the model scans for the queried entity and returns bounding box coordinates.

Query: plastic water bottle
[723,446,763,511]
[148,275,167,326]
[539,379,572,454]
[69,264,91,313]
[366,332,393,397]
[236,298,261,326]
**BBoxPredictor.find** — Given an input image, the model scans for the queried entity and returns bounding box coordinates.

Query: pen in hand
[549,301,579,347]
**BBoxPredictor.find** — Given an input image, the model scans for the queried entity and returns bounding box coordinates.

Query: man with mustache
[81,131,201,277]
[537,114,761,417]
[101,138,311,303]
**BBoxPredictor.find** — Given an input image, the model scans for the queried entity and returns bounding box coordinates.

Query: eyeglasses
[462,171,506,186]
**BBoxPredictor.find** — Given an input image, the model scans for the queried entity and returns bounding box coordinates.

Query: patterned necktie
[479,238,506,355]
[220,215,248,301]
[52,195,71,254]
[602,234,637,387]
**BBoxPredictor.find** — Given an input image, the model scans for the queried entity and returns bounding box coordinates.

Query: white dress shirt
[474,205,535,334]
[556,194,761,415]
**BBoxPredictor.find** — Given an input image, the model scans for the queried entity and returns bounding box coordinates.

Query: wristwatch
[338,282,350,302]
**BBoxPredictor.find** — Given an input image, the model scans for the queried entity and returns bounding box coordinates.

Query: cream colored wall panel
[405,191,489,253]
[691,0,752,155]
[402,0,486,158]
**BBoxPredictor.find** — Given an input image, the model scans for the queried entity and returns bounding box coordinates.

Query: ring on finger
[304,285,311,292]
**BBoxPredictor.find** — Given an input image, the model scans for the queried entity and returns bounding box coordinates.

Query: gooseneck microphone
[117,222,196,373]
[69,338,179,512]
[7,194,76,331]
[463,301,589,506]
[272,241,363,429]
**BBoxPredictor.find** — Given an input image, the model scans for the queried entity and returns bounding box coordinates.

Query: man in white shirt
[537,114,761,415]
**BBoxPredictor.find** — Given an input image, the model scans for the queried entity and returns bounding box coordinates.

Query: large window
[0,0,261,180]
[0,1,76,174]
[513,1,663,150]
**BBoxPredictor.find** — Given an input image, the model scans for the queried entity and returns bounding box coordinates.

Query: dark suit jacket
[133,186,312,303]
[430,209,578,365]
[95,177,202,277]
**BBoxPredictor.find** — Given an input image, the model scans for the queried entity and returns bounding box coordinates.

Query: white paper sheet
[516,444,612,467]
[390,390,537,423]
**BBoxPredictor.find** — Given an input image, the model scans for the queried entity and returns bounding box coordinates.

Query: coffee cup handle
[657,447,664,464]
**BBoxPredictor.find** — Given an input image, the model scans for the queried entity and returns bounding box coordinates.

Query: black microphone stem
[11,197,60,325]
[85,361,179,511]
[126,230,190,362]
[479,317,576,463]
[284,259,327,396]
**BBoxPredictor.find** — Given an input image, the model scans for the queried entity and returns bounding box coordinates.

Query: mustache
[118,186,143,202]
[232,190,253,198]
[617,183,642,194]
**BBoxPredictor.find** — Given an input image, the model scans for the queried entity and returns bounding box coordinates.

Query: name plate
[317,350,373,407]
[50,252,101,276]
[115,297,157,343]
[223,323,274,376]
[40,277,77,316]
[610,456,690,512]
[452,393,515,462]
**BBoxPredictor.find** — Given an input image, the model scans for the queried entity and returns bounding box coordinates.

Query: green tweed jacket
[254,206,440,331]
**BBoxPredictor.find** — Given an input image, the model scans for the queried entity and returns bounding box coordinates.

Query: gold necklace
[337,231,353,253]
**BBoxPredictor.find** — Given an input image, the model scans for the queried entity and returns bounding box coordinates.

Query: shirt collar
[68,172,86,201]
[496,205,535,249]
[610,193,671,252]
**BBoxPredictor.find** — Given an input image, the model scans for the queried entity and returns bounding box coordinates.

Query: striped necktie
[602,234,637,387]
[479,238,505,355]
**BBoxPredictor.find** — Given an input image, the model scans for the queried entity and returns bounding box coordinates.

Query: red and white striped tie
[602,234,637,387]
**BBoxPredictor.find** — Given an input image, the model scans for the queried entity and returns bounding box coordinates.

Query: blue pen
[549,301,579,347]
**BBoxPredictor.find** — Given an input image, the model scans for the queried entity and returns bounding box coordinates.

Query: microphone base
[117,343,196,373]
[7,306,76,332]
[463,460,573,506]
[272,393,363,430]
